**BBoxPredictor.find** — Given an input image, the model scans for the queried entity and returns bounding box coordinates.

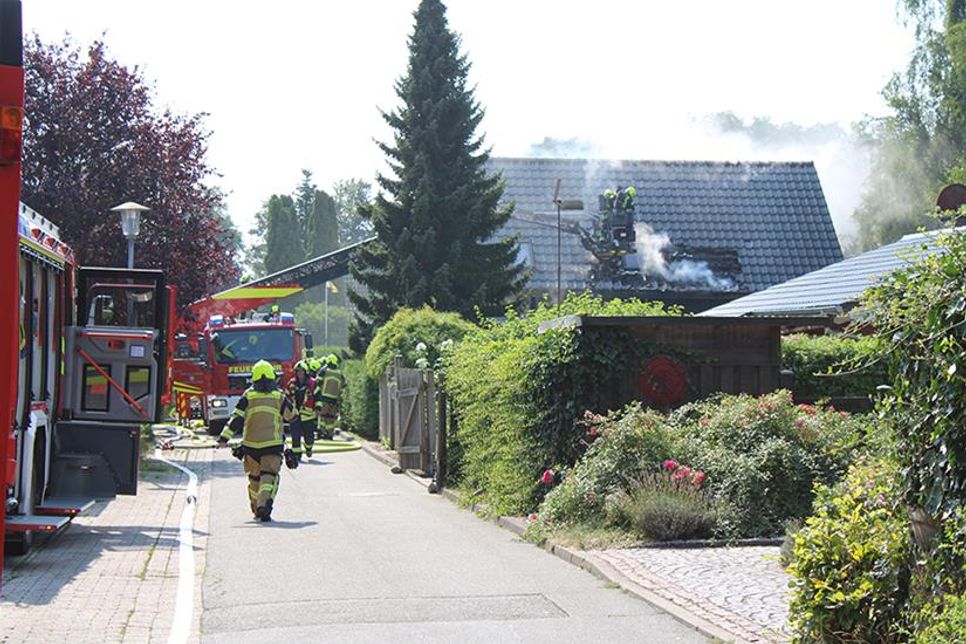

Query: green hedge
[443,292,680,516]
[341,359,379,439]
[781,333,888,400]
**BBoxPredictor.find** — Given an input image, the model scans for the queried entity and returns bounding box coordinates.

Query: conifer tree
[263,195,303,275]
[348,0,523,350]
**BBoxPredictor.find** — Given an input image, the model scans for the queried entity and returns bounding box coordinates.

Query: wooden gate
[379,360,438,474]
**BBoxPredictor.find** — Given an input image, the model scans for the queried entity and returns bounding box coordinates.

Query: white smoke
[633,223,735,291]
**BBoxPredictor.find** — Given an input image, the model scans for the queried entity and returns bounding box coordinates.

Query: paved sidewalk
[587,547,791,643]
[0,448,212,644]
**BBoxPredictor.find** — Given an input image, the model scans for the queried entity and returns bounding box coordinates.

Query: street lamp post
[551,180,584,306]
[111,201,149,269]
[111,201,149,325]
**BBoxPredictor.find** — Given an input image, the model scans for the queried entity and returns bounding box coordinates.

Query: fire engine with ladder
[171,237,372,435]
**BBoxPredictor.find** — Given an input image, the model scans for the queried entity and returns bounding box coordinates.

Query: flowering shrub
[788,458,910,643]
[781,333,888,400]
[610,464,722,541]
[540,403,676,525]
[669,390,867,537]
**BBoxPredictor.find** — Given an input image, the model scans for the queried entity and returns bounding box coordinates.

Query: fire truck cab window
[210,328,295,364]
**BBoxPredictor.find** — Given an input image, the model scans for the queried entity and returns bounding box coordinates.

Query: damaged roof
[488,157,843,293]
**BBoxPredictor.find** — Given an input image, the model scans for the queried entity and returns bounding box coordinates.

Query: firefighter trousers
[243,453,282,515]
[290,416,315,455]
[317,399,339,439]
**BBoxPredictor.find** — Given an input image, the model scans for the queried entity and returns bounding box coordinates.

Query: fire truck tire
[207,420,227,437]
[5,532,32,556]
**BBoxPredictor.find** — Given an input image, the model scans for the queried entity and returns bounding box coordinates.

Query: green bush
[916,594,966,643]
[444,292,680,516]
[538,391,866,539]
[541,404,675,525]
[669,391,866,537]
[860,228,966,521]
[781,333,888,400]
[365,306,474,379]
[610,467,721,541]
[341,358,379,439]
[787,458,910,643]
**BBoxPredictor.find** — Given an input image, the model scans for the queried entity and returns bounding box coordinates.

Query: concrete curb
[356,438,753,643]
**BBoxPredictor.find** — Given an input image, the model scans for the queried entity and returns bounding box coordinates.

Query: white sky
[24,1,914,242]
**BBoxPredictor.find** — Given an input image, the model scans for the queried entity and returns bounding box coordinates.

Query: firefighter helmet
[295,360,308,373]
[325,354,340,367]
[309,357,322,372]
[251,360,276,382]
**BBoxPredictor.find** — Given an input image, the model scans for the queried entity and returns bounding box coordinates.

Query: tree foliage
[853,0,966,250]
[348,0,524,351]
[263,194,302,275]
[21,36,240,306]
[332,178,374,245]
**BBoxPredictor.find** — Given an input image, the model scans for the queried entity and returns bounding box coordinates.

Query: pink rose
[795,418,806,428]
[839,411,849,419]
[672,466,692,481]
[662,459,678,471]
[541,469,555,486]
[529,513,539,521]
[692,471,706,487]
[699,418,710,426]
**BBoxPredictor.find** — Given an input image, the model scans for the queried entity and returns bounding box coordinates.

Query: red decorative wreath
[640,355,689,406]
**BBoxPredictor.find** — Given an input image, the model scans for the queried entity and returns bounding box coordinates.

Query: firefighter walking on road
[286,360,317,460]
[315,354,345,440]
[218,360,295,522]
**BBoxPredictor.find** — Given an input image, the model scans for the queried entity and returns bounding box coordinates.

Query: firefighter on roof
[286,360,317,459]
[218,360,295,522]
[315,354,345,440]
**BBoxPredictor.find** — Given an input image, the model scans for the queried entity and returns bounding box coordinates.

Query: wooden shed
[539,315,822,408]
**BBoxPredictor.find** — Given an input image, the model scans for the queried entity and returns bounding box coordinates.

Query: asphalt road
[202,447,708,643]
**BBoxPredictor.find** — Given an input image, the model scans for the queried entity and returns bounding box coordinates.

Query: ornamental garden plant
[533,390,866,543]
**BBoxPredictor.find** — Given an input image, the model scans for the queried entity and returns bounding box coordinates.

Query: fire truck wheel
[207,420,227,437]
[6,532,32,556]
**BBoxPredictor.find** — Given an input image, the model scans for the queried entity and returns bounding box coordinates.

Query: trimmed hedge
[781,333,888,400]
[443,292,680,516]
[341,358,379,439]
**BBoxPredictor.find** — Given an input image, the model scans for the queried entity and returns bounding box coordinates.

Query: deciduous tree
[21,36,240,306]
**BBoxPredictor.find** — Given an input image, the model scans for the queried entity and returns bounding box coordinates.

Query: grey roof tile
[487,157,843,294]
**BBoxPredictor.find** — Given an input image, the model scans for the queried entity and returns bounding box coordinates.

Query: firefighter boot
[256,499,273,522]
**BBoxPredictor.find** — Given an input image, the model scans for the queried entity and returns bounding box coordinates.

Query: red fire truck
[2,2,170,566]
[170,238,372,434]
[173,312,310,435]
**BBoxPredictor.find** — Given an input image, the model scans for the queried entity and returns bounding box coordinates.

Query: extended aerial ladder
[177,236,376,336]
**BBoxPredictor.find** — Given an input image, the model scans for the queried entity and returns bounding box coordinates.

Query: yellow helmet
[325,354,340,368]
[309,357,322,372]
[251,360,276,382]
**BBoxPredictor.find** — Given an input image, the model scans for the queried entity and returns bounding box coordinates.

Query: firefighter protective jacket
[286,375,318,421]
[221,386,294,450]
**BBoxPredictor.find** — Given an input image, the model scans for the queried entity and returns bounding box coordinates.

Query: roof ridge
[489,156,816,167]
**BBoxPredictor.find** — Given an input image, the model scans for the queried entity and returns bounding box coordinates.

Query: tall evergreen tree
[294,169,317,238]
[304,189,339,259]
[348,0,523,350]
[263,195,303,275]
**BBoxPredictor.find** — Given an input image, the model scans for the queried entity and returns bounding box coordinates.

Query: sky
[23,1,915,244]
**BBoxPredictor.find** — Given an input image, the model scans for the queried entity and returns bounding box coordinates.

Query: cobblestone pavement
[589,546,791,643]
[0,448,212,644]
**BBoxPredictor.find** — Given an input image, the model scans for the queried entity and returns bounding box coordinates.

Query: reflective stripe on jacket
[239,389,284,449]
